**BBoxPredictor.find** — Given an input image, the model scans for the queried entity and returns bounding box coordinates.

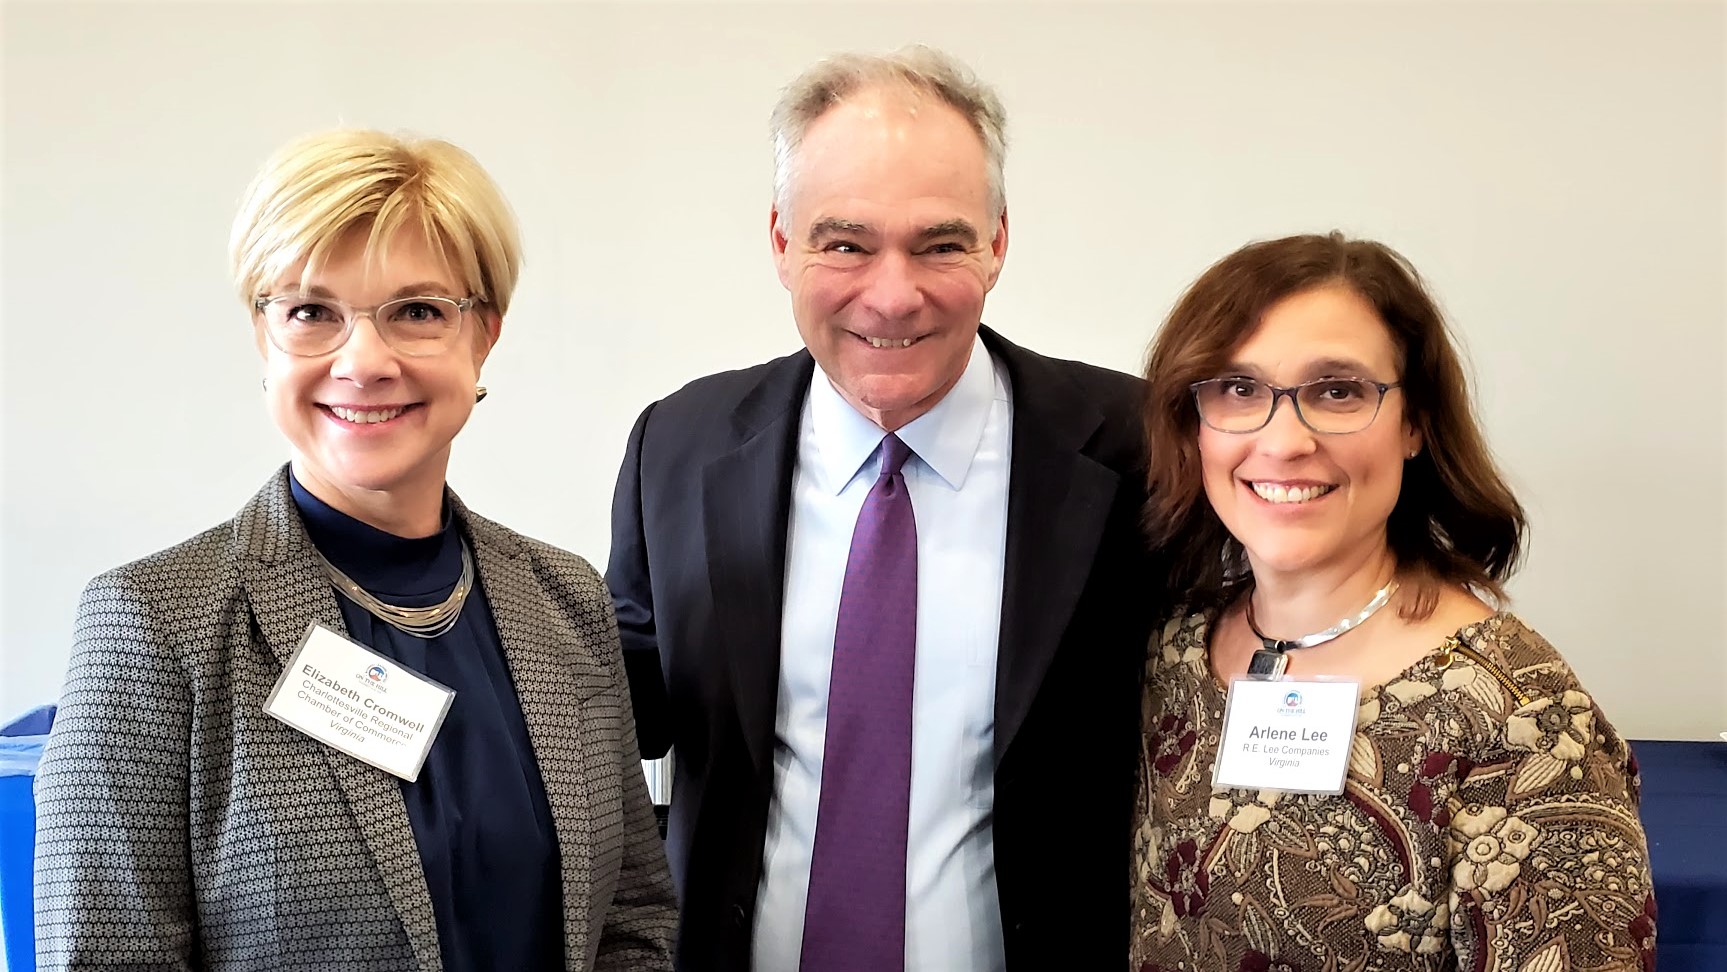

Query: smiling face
[771,87,1008,431]
[1198,284,1421,580]
[256,224,498,513]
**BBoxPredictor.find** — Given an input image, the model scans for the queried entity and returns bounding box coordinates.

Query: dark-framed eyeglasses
[252,293,479,358]
[1189,376,1403,435]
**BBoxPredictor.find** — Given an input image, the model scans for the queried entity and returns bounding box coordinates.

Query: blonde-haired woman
[33,129,676,971]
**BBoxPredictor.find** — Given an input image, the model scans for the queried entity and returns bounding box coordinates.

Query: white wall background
[2,1,1723,745]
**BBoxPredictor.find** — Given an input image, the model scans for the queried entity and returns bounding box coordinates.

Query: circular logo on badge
[1282,690,1303,709]
[364,665,388,685]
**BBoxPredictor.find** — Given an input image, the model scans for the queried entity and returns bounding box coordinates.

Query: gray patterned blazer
[33,468,677,971]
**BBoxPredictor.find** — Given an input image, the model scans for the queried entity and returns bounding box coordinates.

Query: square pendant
[1247,649,1289,680]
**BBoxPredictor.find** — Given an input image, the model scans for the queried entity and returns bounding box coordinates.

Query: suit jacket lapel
[454,501,607,967]
[703,352,812,779]
[234,467,444,972]
[983,329,1120,763]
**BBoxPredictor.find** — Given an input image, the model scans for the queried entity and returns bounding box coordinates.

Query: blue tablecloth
[1631,740,1727,972]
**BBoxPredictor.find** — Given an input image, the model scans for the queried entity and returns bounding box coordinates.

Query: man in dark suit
[607,46,1161,972]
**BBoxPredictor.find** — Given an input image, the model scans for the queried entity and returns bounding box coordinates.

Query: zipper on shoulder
[1436,637,1532,708]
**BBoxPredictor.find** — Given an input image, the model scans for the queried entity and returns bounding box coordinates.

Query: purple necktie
[800,434,918,972]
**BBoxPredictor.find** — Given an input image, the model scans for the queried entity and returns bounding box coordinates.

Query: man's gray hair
[770,45,1008,223]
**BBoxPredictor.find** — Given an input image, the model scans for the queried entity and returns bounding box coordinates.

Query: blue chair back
[1,704,55,972]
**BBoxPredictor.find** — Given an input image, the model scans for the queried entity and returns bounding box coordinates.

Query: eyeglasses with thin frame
[252,293,479,358]
[1189,376,1403,435]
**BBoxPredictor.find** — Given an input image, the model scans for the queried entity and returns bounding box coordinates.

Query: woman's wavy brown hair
[1142,232,1526,619]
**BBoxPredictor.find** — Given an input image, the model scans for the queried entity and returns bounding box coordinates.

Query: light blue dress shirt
[753,337,1012,972]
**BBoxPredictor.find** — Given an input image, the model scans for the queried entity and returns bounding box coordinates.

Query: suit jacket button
[732,904,748,927]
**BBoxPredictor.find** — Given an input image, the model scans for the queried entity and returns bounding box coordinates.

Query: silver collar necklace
[315,539,476,640]
[1245,579,1399,678]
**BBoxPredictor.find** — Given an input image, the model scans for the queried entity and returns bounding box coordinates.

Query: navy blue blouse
[290,473,564,970]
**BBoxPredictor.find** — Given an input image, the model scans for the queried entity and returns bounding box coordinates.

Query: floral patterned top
[1131,611,1656,972]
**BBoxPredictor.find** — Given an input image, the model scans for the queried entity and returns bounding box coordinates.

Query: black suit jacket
[606,327,1161,970]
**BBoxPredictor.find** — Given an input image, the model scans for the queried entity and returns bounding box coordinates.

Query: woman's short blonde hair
[229,128,523,315]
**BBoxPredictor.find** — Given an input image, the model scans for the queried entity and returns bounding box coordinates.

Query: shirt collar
[288,468,461,597]
[805,334,1000,495]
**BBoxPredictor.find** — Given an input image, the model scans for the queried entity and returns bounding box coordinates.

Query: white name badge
[263,622,455,782]
[1212,677,1361,795]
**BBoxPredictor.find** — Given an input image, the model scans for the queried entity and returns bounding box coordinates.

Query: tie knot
[877,434,913,479]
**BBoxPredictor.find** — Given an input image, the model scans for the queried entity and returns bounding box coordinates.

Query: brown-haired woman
[1131,232,1655,972]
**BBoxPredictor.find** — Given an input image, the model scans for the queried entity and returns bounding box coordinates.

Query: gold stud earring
[475,385,488,403]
